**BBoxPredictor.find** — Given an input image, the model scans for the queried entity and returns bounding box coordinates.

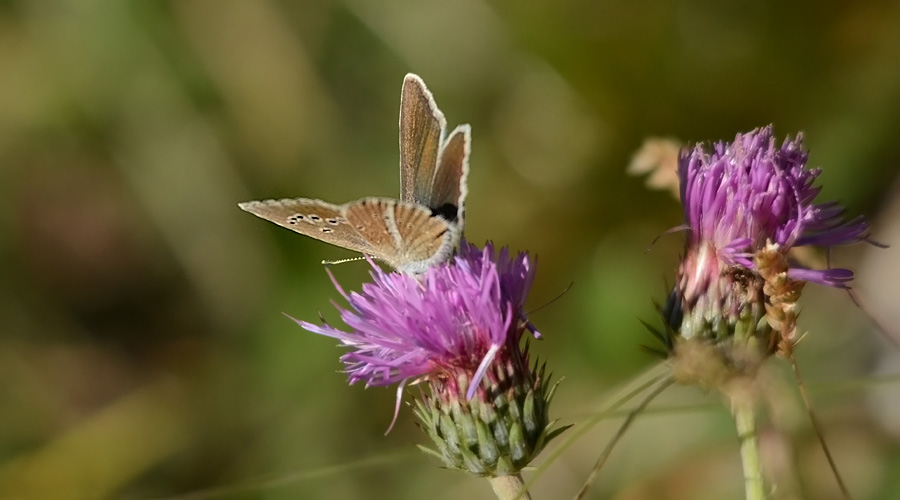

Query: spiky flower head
[296,241,564,477]
[659,126,871,385]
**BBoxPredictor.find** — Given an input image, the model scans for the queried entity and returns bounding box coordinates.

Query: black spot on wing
[430,202,458,222]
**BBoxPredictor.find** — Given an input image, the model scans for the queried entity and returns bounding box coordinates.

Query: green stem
[573,377,675,500]
[733,401,766,500]
[520,364,670,494]
[488,474,532,500]
[788,352,853,499]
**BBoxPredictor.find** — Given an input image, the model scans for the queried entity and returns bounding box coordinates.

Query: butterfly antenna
[526,281,574,316]
[322,256,369,266]
[787,351,853,500]
[573,376,675,500]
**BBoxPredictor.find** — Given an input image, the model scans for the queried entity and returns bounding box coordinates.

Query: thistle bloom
[656,127,876,500]
[679,125,868,291]
[662,125,871,379]
[296,241,563,477]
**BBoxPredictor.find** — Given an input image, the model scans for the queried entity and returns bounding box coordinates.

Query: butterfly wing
[399,74,446,206]
[344,198,456,274]
[430,124,471,226]
[399,74,470,230]
[240,75,466,274]
[239,197,455,274]
[237,198,375,256]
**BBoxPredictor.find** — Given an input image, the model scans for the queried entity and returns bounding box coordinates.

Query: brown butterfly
[238,74,470,274]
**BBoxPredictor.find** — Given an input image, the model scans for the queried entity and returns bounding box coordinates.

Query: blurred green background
[1,1,899,499]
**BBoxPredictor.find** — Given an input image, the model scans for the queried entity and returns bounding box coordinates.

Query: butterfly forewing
[399,74,446,206]
[238,199,375,255]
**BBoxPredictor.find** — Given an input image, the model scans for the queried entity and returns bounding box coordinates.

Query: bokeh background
[1,1,899,499]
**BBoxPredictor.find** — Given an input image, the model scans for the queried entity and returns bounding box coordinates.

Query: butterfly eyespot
[430,203,458,223]
[320,227,334,233]
[288,214,304,224]
[308,215,322,222]
[326,218,340,225]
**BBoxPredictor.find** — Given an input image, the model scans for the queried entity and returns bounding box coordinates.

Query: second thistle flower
[659,126,871,385]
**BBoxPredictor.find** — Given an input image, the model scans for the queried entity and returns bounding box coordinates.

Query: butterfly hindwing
[389,201,453,263]
[430,124,471,225]
[343,198,452,272]
[341,198,401,252]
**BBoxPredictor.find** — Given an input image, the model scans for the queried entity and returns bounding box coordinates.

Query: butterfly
[238,74,470,275]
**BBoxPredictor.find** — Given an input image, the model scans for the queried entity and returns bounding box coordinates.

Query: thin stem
[520,364,670,495]
[573,377,675,500]
[489,474,532,500]
[788,352,853,500]
[733,400,767,500]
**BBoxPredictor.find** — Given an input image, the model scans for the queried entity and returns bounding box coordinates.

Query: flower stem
[733,400,766,500]
[488,474,532,500]
[573,377,675,500]
[788,352,853,499]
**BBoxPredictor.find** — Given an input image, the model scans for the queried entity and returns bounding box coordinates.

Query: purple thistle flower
[679,124,869,293]
[296,241,564,476]
[297,241,537,399]
[660,126,878,498]
[660,126,874,380]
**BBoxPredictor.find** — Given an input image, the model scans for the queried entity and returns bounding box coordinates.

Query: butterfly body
[239,74,470,274]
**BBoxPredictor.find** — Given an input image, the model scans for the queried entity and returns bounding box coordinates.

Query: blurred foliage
[1,0,899,499]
